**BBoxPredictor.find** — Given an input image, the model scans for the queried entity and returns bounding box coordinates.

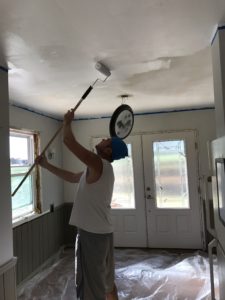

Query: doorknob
[146,187,151,191]
[146,194,153,199]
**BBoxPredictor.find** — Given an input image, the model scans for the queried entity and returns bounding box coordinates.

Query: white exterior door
[142,130,203,249]
[92,135,147,247]
[111,135,147,247]
[92,130,203,249]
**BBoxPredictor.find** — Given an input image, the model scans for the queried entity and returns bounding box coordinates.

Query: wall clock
[109,103,134,139]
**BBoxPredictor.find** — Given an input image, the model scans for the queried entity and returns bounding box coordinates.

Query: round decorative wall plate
[109,104,134,139]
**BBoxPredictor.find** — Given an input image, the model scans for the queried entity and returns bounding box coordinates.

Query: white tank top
[69,159,115,234]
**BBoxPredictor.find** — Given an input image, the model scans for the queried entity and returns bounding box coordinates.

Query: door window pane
[153,140,190,209]
[112,144,135,209]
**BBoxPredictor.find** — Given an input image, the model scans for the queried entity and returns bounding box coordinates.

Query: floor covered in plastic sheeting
[18,248,218,300]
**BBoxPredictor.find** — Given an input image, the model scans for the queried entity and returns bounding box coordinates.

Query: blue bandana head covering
[111,137,128,161]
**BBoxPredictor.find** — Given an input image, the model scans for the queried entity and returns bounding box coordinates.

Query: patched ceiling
[1,0,225,119]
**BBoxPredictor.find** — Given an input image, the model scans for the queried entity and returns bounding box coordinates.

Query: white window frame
[10,128,39,221]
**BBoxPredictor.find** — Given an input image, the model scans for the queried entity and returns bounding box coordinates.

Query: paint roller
[95,62,111,78]
[12,62,111,197]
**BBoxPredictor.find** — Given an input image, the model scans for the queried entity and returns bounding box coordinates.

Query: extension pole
[11,80,98,197]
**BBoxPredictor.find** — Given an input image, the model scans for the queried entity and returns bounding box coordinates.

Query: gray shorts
[75,229,115,300]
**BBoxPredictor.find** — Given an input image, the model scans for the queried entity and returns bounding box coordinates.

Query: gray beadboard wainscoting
[0,257,17,300]
[13,203,75,286]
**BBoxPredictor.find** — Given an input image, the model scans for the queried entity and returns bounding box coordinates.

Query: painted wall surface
[8,107,216,212]
[9,106,64,211]
[0,70,13,266]
[63,109,216,202]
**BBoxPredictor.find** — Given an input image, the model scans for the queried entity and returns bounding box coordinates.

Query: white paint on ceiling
[0,0,225,119]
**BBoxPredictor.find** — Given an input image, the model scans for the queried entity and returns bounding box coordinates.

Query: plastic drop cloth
[18,248,218,300]
[114,248,219,300]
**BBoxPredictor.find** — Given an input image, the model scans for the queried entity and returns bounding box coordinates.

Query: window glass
[153,140,190,209]
[111,144,135,209]
[10,135,30,165]
[10,130,36,219]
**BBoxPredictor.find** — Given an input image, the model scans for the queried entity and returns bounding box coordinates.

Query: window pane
[153,140,190,209]
[11,166,29,175]
[111,144,135,209]
[10,135,30,166]
[11,174,33,210]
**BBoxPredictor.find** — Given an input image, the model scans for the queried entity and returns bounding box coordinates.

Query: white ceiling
[1,0,225,119]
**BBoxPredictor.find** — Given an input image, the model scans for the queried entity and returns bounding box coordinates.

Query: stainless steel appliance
[207,136,225,299]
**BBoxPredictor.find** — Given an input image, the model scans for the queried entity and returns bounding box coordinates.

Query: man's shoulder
[102,158,112,168]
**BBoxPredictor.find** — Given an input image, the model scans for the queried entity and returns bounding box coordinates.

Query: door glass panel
[112,144,135,209]
[153,140,190,209]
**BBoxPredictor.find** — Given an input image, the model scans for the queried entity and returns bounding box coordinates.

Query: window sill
[12,210,50,228]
